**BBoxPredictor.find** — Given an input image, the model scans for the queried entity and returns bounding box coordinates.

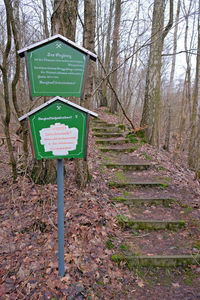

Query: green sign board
[29,100,87,160]
[27,40,87,97]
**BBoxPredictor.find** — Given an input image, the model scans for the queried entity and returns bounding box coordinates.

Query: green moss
[195,170,200,181]
[123,191,131,197]
[102,155,113,163]
[164,177,170,182]
[119,243,130,251]
[97,280,105,286]
[115,171,126,181]
[159,183,168,189]
[190,218,200,229]
[192,241,200,250]
[183,268,198,286]
[140,138,147,144]
[112,197,127,203]
[158,166,167,171]
[87,167,93,182]
[135,129,145,138]
[184,206,193,214]
[117,124,126,131]
[111,253,124,263]
[140,153,153,160]
[106,240,114,250]
[126,133,138,144]
[107,234,116,240]
[116,214,134,228]
[105,109,114,115]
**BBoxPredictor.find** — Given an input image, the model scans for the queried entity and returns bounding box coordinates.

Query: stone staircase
[91,118,200,268]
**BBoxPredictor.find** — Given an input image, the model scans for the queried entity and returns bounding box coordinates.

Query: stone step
[108,180,167,189]
[93,132,123,138]
[99,145,138,153]
[106,162,151,171]
[91,122,116,128]
[111,254,200,267]
[91,119,107,124]
[92,127,120,133]
[116,216,185,230]
[112,196,176,207]
[96,139,128,145]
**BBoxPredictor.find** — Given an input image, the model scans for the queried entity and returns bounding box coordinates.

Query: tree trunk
[100,0,114,107]
[74,0,96,189]
[188,0,200,168]
[0,0,17,181]
[42,0,49,38]
[51,0,78,40]
[82,0,96,109]
[163,0,180,151]
[31,0,76,184]
[110,0,121,113]
[140,0,173,147]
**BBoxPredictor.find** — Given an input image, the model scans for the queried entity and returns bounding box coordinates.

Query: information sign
[27,40,86,97]
[29,99,87,160]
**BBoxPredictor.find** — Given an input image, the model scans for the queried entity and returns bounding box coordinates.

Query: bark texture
[51,0,78,40]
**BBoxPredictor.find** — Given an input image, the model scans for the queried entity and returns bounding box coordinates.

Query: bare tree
[110,0,122,113]
[188,0,200,168]
[140,0,173,147]
[0,0,17,180]
[42,0,50,38]
[163,0,181,151]
[75,0,96,188]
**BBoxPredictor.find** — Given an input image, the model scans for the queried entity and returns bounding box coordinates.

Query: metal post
[57,159,65,276]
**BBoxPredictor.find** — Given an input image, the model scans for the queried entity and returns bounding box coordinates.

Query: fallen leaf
[172,282,180,288]
[136,279,145,287]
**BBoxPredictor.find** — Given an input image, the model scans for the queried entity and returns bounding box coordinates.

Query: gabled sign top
[18,35,97,98]
[18,34,97,61]
[19,96,98,121]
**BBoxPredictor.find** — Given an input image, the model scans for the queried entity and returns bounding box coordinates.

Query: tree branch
[162,0,173,41]
[97,57,135,130]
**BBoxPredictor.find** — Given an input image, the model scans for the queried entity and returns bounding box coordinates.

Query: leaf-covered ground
[0,107,200,299]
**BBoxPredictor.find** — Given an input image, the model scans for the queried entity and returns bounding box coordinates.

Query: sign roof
[18,96,98,121]
[18,34,97,61]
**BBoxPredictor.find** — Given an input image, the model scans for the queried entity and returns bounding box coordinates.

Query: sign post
[18,34,97,277]
[57,159,65,276]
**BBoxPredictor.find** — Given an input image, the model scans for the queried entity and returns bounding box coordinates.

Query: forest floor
[0,107,200,300]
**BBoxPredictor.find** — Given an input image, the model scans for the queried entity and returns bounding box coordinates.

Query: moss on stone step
[112,196,176,207]
[96,139,128,145]
[109,181,167,189]
[92,126,119,132]
[93,133,123,138]
[99,146,138,153]
[115,215,185,230]
[117,124,126,131]
[105,162,151,171]
[92,122,116,127]
[111,254,200,267]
